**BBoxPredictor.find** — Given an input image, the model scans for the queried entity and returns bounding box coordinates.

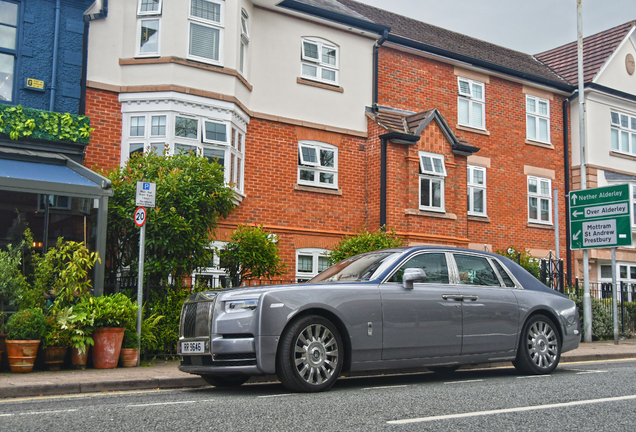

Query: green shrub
[5,308,47,340]
[327,226,405,265]
[122,329,140,349]
[83,293,138,328]
[42,315,71,349]
[218,225,287,286]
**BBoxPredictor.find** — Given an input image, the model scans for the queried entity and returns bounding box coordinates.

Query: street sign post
[134,207,146,227]
[569,184,632,250]
[136,181,156,208]
[135,181,155,365]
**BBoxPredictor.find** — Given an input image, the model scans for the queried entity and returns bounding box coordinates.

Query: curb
[1,354,635,399]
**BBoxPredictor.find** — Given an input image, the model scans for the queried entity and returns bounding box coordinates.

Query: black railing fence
[567,281,636,335]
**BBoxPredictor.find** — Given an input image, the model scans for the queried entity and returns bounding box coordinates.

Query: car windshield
[310,251,403,283]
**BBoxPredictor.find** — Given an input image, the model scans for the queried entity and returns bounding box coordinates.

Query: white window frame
[610,111,636,156]
[632,184,636,230]
[121,110,244,194]
[457,77,485,130]
[187,0,224,66]
[296,248,331,282]
[239,9,249,76]
[136,17,161,57]
[527,175,552,225]
[418,151,446,212]
[137,0,162,16]
[467,165,487,217]
[297,141,338,190]
[300,37,339,85]
[526,95,551,143]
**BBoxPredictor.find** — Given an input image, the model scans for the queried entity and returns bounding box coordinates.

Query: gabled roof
[535,21,636,86]
[367,106,480,156]
[336,0,568,86]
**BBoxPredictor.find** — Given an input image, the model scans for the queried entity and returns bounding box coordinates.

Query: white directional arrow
[571,194,578,205]
[573,230,581,241]
[573,210,584,217]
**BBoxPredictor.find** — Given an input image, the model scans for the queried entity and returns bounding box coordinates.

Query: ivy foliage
[0,105,92,143]
[105,151,235,280]
[327,227,406,265]
[218,225,287,286]
[495,245,541,279]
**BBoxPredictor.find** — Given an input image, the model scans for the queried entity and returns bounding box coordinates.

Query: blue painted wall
[7,0,93,114]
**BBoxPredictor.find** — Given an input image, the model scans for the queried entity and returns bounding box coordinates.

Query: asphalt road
[1,359,634,432]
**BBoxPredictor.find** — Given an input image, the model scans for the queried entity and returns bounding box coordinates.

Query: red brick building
[83,0,574,283]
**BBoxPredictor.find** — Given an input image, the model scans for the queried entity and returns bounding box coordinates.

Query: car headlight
[225,299,258,313]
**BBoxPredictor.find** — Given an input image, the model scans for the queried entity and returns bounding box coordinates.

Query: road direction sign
[134,207,146,227]
[569,184,632,249]
[136,181,156,208]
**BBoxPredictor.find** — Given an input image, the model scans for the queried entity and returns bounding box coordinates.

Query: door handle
[462,295,479,301]
[442,294,463,301]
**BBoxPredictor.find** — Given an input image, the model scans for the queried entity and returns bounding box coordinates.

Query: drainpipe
[81,0,109,114]
[49,0,61,111]
[373,30,389,112]
[379,132,420,230]
[563,98,572,285]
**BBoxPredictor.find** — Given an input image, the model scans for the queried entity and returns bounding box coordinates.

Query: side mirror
[402,268,427,289]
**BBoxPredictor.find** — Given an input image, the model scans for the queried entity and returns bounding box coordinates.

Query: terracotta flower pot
[92,327,125,369]
[70,347,88,369]
[119,348,139,367]
[44,346,68,371]
[6,340,40,373]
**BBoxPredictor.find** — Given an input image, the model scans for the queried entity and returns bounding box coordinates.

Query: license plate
[181,341,204,354]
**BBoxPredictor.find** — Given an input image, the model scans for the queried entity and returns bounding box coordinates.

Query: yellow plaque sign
[26,78,45,90]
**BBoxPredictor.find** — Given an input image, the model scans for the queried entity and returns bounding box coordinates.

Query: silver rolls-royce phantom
[178,246,581,392]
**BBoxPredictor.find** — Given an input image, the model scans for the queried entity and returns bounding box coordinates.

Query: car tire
[513,314,561,375]
[277,315,343,392]
[200,374,249,387]
[429,365,460,375]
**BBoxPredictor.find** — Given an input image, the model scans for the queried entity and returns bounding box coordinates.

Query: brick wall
[375,47,569,258]
[84,87,122,172]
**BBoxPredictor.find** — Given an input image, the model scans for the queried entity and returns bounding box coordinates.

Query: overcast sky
[358,0,635,54]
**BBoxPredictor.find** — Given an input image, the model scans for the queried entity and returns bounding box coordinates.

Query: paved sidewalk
[1,339,635,399]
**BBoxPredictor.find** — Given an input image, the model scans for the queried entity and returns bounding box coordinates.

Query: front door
[380,252,462,360]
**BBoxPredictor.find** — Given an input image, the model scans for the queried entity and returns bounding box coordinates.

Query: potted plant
[4,308,46,373]
[83,293,137,369]
[0,241,28,371]
[41,314,71,371]
[56,305,94,369]
[119,329,140,367]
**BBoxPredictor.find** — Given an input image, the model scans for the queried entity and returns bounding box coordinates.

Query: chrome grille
[182,303,198,338]
[181,298,215,338]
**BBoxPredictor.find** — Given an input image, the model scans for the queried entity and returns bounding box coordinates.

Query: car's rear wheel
[513,314,561,375]
[277,315,343,392]
[200,374,249,387]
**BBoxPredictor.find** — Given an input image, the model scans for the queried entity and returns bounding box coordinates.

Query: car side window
[492,260,516,287]
[453,254,501,286]
[387,253,449,284]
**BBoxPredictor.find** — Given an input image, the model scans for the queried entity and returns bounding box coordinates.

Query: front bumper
[178,335,279,376]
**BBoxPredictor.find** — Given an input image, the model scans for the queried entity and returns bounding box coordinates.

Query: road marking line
[388,394,636,424]
[363,385,408,390]
[20,409,78,416]
[257,394,294,398]
[576,370,607,375]
[127,400,212,407]
[0,414,13,417]
[444,379,483,385]
[516,375,552,379]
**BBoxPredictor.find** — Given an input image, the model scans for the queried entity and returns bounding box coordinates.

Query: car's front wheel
[513,314,561,375]
[277,315,343,392]
[200,374,249,387]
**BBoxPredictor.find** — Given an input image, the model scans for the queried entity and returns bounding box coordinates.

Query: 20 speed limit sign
[134,207,147,227]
